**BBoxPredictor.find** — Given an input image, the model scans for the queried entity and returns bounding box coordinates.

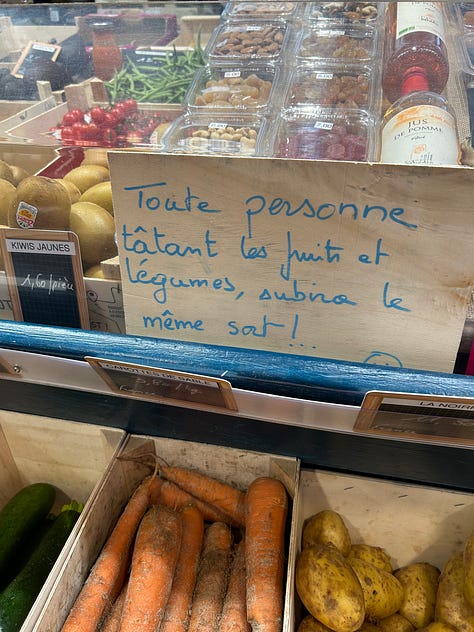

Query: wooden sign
[108,153,474,373]
[12,41,61,79]
[354,391,474,446]
[86,357,237,411]
[0,229,89,329]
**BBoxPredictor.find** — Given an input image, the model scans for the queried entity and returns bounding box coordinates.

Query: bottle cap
[401,67,429,96]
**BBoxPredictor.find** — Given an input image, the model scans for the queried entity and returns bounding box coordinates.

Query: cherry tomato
[103,112,117,127]
[60,127,75,143]
[69,109,85,123]
[72,122,88,140]
[61,111,77,127]
[122,98,138,114]
[84,122,100,140]
[90,107,106,125]
[102,128,117,144]
[111,104,127,122]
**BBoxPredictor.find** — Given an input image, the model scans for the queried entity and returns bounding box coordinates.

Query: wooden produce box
[167,14,221,48]
[30,435,300,632]
[294,469,474,630]
[0,410,126,632]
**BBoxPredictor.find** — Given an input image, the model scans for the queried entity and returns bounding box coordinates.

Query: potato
[296,543,365,632]
[378,613,415,632]
[418,623,458,632]
[298,614,335,632]
[464,530,474,609]
[350,558,403,620]
[358,623,383,632]
[302,510,351,556]
[348,544,392,573]
[394,562,440,628]
[435,552,474,632]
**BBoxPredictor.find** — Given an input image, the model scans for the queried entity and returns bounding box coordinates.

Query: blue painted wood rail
[0,320,472,406]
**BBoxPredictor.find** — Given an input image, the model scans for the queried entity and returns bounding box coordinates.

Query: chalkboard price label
[354,391,474,446]
[12,41,62,79]
[86,357,238,411]
[0,228,89,329]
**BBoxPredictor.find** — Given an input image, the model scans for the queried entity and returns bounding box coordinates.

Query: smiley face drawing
[363,351,403,368]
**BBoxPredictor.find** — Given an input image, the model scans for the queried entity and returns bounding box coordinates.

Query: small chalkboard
[86,357,238,411]
[354,391,474,446]
[12,41,62,79]
[0,229,89,329]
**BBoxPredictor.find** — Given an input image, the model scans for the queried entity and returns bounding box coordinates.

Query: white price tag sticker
[314,121,334,130]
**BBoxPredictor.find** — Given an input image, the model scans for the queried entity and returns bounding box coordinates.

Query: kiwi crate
[29,434,300,632]
[0,410,125,632]
[294,469,474,630]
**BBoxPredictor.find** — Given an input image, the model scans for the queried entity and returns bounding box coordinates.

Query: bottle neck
[401,67,430,96]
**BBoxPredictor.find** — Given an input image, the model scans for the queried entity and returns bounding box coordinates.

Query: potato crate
[295,469,474,630]
[0,410,126,632]
[30,435,300,632]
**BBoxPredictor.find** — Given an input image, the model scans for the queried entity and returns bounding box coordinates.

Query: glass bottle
[382,2,450,104]
[92,23,122,82]
[380,67,461,166]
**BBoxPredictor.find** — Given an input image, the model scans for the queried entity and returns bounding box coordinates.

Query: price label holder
[0,355,21,376]
[12,41,62,79]
[129,47,188,68]
[0,228,89,329]
[86,357,238,412]
[354,391,474,446]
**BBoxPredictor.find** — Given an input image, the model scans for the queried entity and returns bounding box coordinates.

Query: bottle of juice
[382,2,450,103]
[92,22,122,82]
[380,67,460,166]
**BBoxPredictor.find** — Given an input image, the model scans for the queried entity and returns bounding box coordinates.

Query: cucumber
[0,508,80,632]
[0,483,56,586]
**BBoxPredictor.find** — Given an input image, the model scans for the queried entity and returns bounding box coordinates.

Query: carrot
[245,477,288,632]
[61,474,161,632]
[159,465,246,527]
[158,479,237,525]
[161,505,205,632]
[119,504,182,632]
[99,580,128,632]
[188,521,233,632]
[218,540,251,632]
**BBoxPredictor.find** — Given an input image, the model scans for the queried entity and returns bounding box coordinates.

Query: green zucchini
[0,508,80,632]
[0,483,56,586]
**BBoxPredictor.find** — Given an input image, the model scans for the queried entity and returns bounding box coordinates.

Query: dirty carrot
[158,479,236,525]
[159,465,246,527]
[61,474,161,632]
[188,521,232,632]
[218,540,251,632]
[161,505,205,632]
[119,504,182,632]
[99,580,128,632]
[245,477,288,632]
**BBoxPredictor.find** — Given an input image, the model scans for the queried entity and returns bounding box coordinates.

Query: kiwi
[64,164,110,193]
[56,178,82,204]
[8,176,71,230]
[0,160,15,185]
[70,201,117,267]
[84,264,106,279]
[0,179,16,225]
[79,181,113,215]
[9,165,30,186]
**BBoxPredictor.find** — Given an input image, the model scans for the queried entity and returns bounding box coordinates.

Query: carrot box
[30,434,300,632]
[294,469,474,630]
[0,410,125,632]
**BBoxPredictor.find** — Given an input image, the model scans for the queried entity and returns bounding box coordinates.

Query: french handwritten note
[108,154,474,373]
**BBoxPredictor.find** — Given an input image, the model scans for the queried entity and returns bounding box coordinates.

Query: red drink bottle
[382,2,449,104]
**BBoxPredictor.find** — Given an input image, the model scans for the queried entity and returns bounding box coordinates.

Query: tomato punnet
[61,111,77,127]
[69,109,85,123]
[102,112,117,127]
[122,98,138,113]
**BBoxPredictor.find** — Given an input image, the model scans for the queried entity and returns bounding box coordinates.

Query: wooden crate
[0,410,125,632]
[30,435,300,632]
[294,469,474,630]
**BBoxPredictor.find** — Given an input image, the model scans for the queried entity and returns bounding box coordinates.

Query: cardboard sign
[108,153,474,373]
[354,391,474,446]
[12,41,61,79]
[86,357,237,411]
[0,229,89,329]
